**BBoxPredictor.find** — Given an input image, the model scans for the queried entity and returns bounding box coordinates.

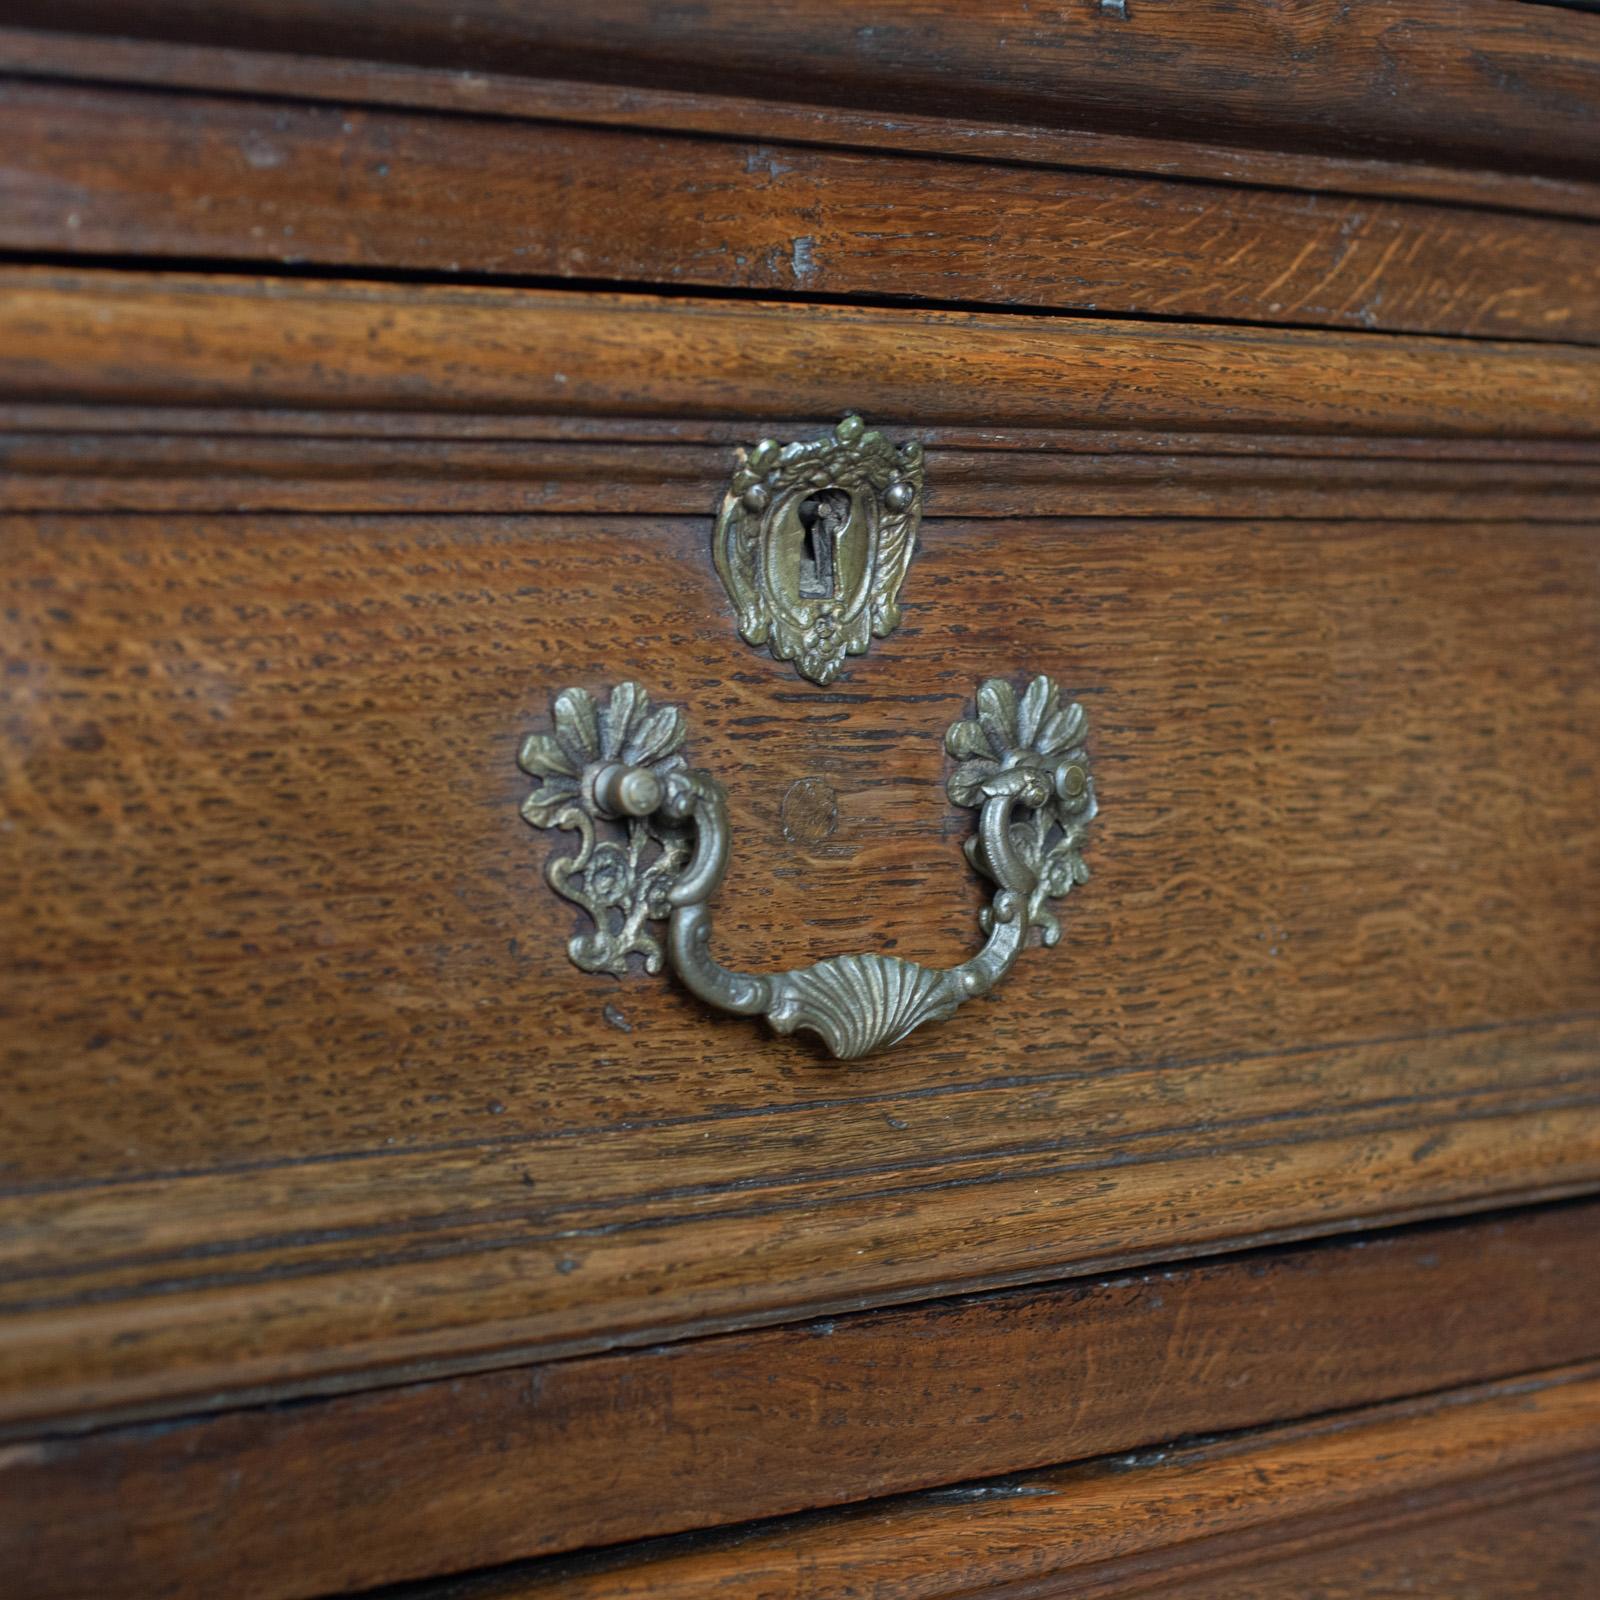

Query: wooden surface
[7,432,1600,520]
[1158,1482,1600,1600]
[10,1,1600,180]
[389,1365,1600,1599]
[10,403,1600,455]
[7,25,1600,223]
[3,271,1600,437]
[3,79,1598,343]
[3,1204,1595,1600]
[4,23,1600,1596]
[3,506,1597,1424]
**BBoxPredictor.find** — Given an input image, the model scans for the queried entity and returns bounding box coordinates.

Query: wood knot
[781,777,839,847]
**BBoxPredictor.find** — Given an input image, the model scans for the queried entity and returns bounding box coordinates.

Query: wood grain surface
[4,80,1598,343]
[4,13,1599,1596]
[10,404,1600,457]
[3,271,1600,438]
[1157,1482,1600,1600]
[3,507,1597,1424]
[7,24,1600,223]
[2,1204,1595,1600]
[7,433,1600,521]
[387,1365,1600,1599]
[8,1,1600,180]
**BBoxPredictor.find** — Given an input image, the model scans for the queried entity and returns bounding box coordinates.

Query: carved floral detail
[946,675,1096,946]
[518,683,692,975]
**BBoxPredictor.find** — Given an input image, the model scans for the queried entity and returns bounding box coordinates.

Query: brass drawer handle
[519,676,1095,1058]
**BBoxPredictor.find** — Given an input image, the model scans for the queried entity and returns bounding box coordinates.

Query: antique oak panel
[3,13,1599,1592]
[6,433,1600,521]
[2,272,1599,436]
[3,80,1598,343]
[11,1,1600,179]
[1,1205,1594,1599]
[3,502,1597,1423]
[6,24,1600,221]
[1156,1484,1600,1600]
[387,1367,1600,1599]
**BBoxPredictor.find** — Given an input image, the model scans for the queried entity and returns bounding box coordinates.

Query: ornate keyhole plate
[713,414,924,684]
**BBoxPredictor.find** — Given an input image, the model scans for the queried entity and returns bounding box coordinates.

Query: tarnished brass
[516,682,693,977]
[714,414,924,684]
[519,675,1096,1058]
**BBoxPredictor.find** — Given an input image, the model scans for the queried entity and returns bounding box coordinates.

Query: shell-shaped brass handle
[517,676,1095,1059]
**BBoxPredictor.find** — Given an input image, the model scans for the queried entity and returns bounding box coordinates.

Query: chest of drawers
[2,6,1598,1597]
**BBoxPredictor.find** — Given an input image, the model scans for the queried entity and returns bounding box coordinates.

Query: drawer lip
[5,22,1600,229]
[4,77,1600,346]
[3,1203,1598,1600]
[1,1017,1597,1433]
[3,270,1600,440]
[1,23,1597,226]
[3,0,1599,189]
[5,434,1600,520]
[405,1363,1600,1600]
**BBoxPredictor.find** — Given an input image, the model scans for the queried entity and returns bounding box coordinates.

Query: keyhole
[798,490,848,599]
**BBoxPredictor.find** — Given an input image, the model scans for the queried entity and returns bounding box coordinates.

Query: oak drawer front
[3,77,1600,346]
[391,1364,1600,1600]
[5,1203,1597,1599]
[2,14,1598,1599]
[8,0,1600,185]
[2,274,1598,1434]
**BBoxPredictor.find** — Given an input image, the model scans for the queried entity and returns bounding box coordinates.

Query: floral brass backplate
[517,682,692,976]
[713,414,924,684]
